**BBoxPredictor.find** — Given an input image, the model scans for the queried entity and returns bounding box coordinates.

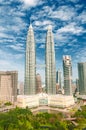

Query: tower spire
[29,17,32,29]
[29,24,33,29]
[48,25,52,31]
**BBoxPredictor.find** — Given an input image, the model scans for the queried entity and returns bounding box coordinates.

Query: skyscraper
[63,55,72,95]
[78,62,86,95]
[76,78,79,93]
[24,24,36,95]
[56,70,62,89]
[0,71,18,103]
[45,25,56,94]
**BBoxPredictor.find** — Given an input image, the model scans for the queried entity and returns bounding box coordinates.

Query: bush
[4,102,12,106]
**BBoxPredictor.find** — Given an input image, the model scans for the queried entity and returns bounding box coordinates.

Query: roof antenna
[29,17,32,28]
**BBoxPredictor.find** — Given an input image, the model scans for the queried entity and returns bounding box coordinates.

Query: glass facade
[24,25,36,95]
[45,25,56,94]
[78,62,86,95]
[63,55,72,95]
[39,98,48,105]
[56,70,62,89]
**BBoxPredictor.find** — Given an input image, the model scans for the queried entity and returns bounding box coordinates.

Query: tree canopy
[0,106,86,130]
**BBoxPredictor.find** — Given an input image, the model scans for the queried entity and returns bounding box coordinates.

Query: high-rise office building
[56,83,60,93]
[76,78,79,93]
[45,25,56,94]
[78,62,86,95]
[24,24,36,95]
[19,82,24,95]
[0,71,18,102]
[63,55,72,95]
[56,70,62,89]
[36,73,42,93]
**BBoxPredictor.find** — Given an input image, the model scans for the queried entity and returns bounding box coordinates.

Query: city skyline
[0,0,86,83]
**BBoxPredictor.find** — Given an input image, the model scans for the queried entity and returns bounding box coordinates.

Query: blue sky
[0,0,86,83]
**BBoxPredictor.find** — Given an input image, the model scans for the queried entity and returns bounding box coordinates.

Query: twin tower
[24,24,56,95]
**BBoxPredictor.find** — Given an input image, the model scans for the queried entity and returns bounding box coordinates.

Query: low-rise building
[17,93,75,108]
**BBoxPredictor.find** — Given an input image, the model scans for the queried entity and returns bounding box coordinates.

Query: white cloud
[75,4,84,9]
[63,48,68,53]
[72,47,86,80]
[78,11,86,23]
[31,4,77,26]
[0,4,27,50]
[0,48,24,81]
[54,32,72,47]
[7,44,24,52]
[0,26,6,31]
[19,0,40,7]
[54,33,66,41]
[39,44,45,49]
[0,59,24,82]
[68,0,79,3]
[35,20,52,26]
[0,49,24,61]
[49,5,76,21]
[0,0,13,4]
[0,4,27,33]
[57,23,85,35]
[0,32,9,38]
[35,37,45,44]
[75,48,86,62]
[34,20,55,32]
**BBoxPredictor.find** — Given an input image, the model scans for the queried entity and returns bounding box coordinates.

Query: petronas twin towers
[24,24,56,95]
[24,25,36,95]
[45,26,56,94]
